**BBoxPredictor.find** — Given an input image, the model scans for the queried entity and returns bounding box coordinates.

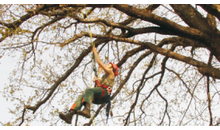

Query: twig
[18,106,27,126]
[75,114,79,126]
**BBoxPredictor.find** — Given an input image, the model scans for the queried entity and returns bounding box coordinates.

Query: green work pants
[70,87,110,111]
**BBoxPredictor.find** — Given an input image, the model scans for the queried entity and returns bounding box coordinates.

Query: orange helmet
[109,62,118,76]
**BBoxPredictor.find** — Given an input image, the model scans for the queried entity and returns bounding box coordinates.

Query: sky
[0,55,17,125]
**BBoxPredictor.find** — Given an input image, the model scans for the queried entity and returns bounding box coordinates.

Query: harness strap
[98,88,105,98]
[95,80,111,99]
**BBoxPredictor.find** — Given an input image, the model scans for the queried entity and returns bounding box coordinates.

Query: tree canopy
[0,4,220,126]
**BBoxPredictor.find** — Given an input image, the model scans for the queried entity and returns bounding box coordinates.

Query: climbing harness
[95,80,112,97]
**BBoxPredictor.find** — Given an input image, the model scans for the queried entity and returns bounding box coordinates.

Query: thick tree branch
[170,4,215,34]
[113,4,210,42]
[113,4,220,62]
[198,4,220,22]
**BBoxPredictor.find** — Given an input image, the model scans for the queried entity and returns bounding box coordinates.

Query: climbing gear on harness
[92,54,98,77]
[106,100,111,124]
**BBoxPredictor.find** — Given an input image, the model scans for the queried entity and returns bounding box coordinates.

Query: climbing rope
[81,10,97,126]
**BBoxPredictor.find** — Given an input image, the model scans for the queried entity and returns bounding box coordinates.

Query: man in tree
[59,46,118,124]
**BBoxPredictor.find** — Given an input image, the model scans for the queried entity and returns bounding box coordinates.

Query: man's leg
[78,87,105,118]
[59,95,84,124]
[70,95,83,111]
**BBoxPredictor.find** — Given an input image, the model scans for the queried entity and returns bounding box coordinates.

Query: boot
[77,103,91,118]
[59,110,75,124]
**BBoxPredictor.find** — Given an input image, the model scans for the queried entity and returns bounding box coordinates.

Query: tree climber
[59,46,118,124]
